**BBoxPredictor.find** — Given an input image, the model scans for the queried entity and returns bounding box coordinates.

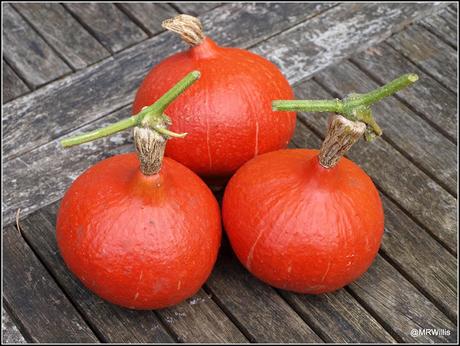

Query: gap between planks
[201,284,258,343]
[343,286,404,343]
[378,250,457,324]
[10,221,107,342]
[388,24,457,94]
[11,3,76,74]
[348,56,457,145]
[243,2,341,51]
[3,299,33,343]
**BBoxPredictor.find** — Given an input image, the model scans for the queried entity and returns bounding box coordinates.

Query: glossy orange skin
[133,38,296,184]
[57,153,221,309]
[222,149,384,294]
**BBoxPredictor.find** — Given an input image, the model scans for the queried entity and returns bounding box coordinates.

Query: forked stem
[273,73,419,141]
[61,71,200,148]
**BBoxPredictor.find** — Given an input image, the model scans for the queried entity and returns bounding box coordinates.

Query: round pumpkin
[133,15,296,185]
[222,116,384,293]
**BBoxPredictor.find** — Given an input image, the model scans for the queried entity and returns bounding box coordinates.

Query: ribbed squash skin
[223,149,384,293]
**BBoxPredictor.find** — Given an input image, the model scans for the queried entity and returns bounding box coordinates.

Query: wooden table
[2,2,457,343]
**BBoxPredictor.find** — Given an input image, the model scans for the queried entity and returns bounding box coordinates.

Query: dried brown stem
[162,14,205,46]
[319,114,366,168]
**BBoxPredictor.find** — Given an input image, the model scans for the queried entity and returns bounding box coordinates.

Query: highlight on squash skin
[223,73,418,294]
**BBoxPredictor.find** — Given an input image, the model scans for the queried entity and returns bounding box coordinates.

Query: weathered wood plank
[279,289,396,343]
[3,225,99,343]
[419,7,457,47]
[117,3,178,35]
[380,195,457,322]
[206,245,323,343]
[351,42,458,141]
[439,6,458,28]
[387,24,457,93]
[293,79,457,254]
[200,3,337,49]
[3,4,71,88]
[158,290,248,343]
[174,2,223,16]
[3,107,134,227]
[2,3,336,222]
[313,61,457,195]
[12,3,110,70]
[14,3,110,69]
[253,2,445,85]
[290,123,456,342]
[23,202,246,343]
[2,62,30,103]
[349,256,456,343]
[2,307,27,344]
[64,3,148,52]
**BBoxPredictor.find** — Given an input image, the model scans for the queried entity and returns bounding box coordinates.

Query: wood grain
[387,24,457,93]
[291,119,456,342]
[206,245,323,342]
[174,2,223,16]
[349,255,456,343]
[279,289,396,343]
[3,3,71,88]
[419,7,457,47]
[448,3,458,13]
[440,5,458,27]
[2,61,30,103]
[3,107,134,228]
[64,3,148,52]
[313,61,457,195]
[199,3,336,49]
[2,307,27,344]
[157,290,248,343]
[293,79,457,254]
[253,2,445,85]
[117,3,178,35]
[12,3,110,70]
[20,203,247,343]
[380,195,457,322]
[3,225,99,343]
[351,42,457,141]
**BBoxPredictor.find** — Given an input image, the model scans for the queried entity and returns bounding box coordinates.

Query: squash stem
[272,73,418,141]
[61,117,137,148]
[61,70,200,148]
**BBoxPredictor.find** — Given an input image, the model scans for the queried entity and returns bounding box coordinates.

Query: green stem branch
[61,117,137,148]
[61,70,200,148]
[272,73,418,140]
